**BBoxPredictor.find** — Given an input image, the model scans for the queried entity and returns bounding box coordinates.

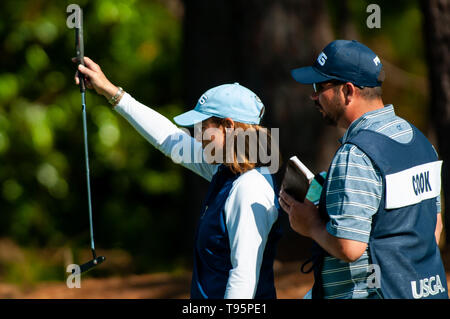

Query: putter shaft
[81,92,96,253]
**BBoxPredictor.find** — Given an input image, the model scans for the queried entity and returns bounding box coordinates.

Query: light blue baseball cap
[173,83,265,127]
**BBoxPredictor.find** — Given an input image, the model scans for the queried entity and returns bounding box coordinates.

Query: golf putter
[74,7,105,274]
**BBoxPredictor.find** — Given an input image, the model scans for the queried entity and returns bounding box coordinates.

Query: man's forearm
[311,222,368,263]
[278,189,368,263]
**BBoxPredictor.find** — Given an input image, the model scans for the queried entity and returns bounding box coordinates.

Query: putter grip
[75,19,85,93]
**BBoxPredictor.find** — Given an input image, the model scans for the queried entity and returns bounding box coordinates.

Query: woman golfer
[75,57,282,299]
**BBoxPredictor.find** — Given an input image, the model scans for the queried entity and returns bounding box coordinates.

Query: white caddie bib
[385,160,442,209]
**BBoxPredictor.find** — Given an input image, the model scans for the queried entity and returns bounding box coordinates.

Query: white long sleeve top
[114,93,279,298]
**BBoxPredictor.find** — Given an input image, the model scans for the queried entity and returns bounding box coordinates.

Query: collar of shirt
[339,104,395,144]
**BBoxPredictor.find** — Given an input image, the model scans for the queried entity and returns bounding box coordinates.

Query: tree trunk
[182,0,335,261]
[421,0,450,247]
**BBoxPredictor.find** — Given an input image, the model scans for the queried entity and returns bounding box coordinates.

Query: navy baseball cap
[291,40,384,87]
[173,83,265,127]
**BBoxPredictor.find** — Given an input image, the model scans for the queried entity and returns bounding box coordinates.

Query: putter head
[73,256,106,274]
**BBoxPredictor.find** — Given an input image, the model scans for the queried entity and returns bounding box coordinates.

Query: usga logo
[411,274,446,299]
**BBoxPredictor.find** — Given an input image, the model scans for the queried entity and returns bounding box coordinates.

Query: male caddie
[279,40,448,299]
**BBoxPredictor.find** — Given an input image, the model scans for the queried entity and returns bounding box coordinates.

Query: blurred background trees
[0,0,447,285]
[421,0,450,245]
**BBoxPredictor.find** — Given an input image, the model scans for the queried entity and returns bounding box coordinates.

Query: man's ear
[343,82,356,104]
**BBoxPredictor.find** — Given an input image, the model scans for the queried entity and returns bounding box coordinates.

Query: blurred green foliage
[0,0,186,281]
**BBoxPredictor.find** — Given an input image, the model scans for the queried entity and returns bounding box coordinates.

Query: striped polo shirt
[322,104,441,299]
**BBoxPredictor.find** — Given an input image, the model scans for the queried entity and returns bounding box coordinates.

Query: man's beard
[315,97,346,127]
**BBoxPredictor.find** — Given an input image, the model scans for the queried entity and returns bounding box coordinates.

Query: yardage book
[281,156,325,204]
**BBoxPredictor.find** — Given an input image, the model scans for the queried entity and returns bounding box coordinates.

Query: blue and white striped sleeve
[325,144,382,243]
[436,195,441,214]
[432,145,442,214]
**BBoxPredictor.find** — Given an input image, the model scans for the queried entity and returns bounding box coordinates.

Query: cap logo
[317,52,327,66]
[198,94,208,105]
[373,56,381,66]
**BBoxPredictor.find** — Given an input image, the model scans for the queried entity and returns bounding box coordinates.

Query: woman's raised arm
[74,56,218,181]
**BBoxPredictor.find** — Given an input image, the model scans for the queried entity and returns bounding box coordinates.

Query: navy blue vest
[310,124,448,299]
[190,165,282,299]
